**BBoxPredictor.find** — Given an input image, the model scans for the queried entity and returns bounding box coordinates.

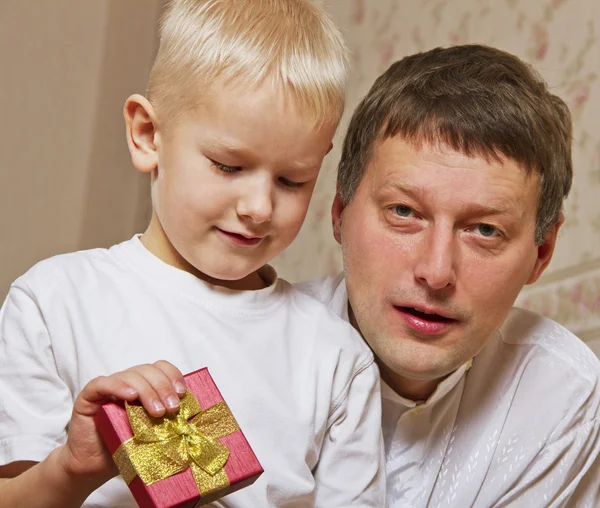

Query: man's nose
[413,226,457,290]
[236,178,273,224]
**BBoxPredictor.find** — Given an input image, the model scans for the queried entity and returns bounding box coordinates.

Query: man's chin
[393,364,458,382]
[378,353,466,389]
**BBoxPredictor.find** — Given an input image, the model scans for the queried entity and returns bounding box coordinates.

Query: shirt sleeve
[0,285,73,466]
[490,418,600,507]
[569,441,600,508]
[312,358,386,507]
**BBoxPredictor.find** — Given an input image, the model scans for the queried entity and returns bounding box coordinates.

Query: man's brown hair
[337,44,573,244]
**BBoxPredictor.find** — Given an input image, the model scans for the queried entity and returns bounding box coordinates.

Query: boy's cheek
[290,193,315,220]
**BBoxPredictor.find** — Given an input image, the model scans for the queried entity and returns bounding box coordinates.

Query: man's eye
[279,177,305,188]
[475,224,500,237]
[393,205,414,217]
[211,160,241,173]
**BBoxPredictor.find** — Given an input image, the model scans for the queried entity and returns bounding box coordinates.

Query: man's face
[334,138,558,393]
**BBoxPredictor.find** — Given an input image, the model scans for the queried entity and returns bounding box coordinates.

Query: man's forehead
[366,136,539,212]
[373,135,502,164]
[370,136,535,181]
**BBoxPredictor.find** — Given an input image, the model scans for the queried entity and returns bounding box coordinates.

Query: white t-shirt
[0,238,385,507]
[297,273,600,508]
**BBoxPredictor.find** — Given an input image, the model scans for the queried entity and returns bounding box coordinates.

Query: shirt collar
[381,359,473,409]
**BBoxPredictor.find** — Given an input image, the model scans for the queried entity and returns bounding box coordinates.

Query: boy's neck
[140,214,267,291]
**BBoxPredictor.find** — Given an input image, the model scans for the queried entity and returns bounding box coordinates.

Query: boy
[0,1,385,506]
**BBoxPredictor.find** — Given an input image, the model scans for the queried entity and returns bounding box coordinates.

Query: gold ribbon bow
[113,391,240,496]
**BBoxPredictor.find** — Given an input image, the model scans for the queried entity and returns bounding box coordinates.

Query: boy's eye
[278,176,305,188]
[211,159,241,173]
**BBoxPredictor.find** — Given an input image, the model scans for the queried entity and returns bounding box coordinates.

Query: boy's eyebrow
[207,140,321,172]
[207,140,254,160]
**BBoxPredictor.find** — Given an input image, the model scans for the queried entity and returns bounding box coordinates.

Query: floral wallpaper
[272,0,600,351]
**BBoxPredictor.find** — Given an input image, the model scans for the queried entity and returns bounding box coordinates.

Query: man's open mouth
[396,306,455,322]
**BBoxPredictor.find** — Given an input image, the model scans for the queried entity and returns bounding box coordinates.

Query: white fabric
[297,273,600,508]
[0,238,385,507]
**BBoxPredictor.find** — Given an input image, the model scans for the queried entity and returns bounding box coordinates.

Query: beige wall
[0,1,159,298]
[273,0,600,353]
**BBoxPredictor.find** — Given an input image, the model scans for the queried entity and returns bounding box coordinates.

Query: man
[300,45,600,506]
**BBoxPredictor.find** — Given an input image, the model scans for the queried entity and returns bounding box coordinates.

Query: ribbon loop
[187,432,230,475]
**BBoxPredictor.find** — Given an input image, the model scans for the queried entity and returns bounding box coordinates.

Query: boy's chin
[195,264,267,291]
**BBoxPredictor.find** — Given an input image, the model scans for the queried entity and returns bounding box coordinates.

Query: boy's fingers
[153,360,187,396]
[75,363,186,420]
[117,370,168,417]
[75,375,138,416]
[126,365,181,414]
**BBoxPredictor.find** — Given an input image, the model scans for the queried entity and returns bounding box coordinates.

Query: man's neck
[376,359,444,402]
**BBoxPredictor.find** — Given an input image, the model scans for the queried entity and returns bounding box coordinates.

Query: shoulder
[293,272,347,318]
[470,308,600,432]
[499,307,600,386]
[11,241,128,302]
[294,272,345,305]
[280,276,373,364]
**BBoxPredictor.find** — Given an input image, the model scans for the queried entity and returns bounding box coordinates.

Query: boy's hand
[57,361,187,486]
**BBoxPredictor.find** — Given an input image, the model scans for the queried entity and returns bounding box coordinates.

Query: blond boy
[0,1,385,506]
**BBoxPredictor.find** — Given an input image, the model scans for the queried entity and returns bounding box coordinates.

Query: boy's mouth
[217,228,265,247]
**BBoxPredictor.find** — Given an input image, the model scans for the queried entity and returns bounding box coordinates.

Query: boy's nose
[236,185,273,224]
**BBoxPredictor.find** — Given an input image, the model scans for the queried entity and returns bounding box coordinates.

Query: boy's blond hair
[148,0,348,127]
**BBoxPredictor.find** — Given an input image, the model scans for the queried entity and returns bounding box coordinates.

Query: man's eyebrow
[463,202,514,216]
[379,180,426,200]
[380,181,515,216]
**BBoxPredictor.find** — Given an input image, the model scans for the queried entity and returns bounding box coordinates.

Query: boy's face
[127,81,337,290]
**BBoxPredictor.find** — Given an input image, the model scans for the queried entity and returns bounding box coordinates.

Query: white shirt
[0,238,385,507]
[297,273,600,508]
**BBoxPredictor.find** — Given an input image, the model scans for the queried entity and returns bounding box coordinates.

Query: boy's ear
[525,214,564,285]
[331,192,345,245]
[124,94,159,174]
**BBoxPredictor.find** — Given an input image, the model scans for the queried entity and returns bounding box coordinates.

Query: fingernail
[124,387,138,397]
[152,400,165,413]
[166,395,180,410]
[174,382,186,395]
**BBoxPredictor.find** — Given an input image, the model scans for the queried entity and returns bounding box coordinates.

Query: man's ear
[526,214,564,285]
[124,94,159,174]
[331,192,345,245]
